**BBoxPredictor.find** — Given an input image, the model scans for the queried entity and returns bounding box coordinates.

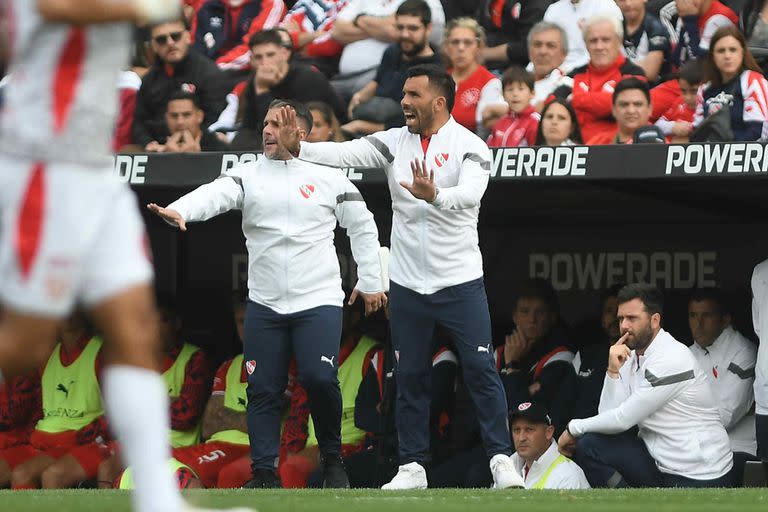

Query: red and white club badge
[299,184,315,199]
[245,360,256,375]
[518,402,532,411]
[434,153,449,168]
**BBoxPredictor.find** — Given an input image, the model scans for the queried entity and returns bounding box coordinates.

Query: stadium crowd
[1,0,767,494]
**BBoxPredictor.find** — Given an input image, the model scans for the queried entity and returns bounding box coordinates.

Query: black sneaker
[242,468,282,489]
[321,454,350,489]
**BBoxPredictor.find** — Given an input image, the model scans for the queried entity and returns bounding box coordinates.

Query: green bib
[163,343,202,448]
[37,337,104,434]
[531,454,569,489]
[118,457,196,489]
[306,336,378,448]
[208,354,250,446]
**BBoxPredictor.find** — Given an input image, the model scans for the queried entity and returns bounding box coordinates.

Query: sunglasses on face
[153,31,184,46]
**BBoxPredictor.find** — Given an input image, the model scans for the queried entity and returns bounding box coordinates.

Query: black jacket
[476,0,551,68]
[133,50,229,147]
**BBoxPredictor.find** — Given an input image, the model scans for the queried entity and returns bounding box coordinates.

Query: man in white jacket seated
[509,402,590,489]
[147,99,387,489]
[688,288,757,456]
[558,284,735,488]
[752,259,768,459]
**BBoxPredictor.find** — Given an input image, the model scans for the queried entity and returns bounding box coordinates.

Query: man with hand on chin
[148,99,386,489]
[557,284,734,488]
[277,64,524,491]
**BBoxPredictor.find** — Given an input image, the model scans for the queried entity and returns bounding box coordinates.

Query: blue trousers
[575,431,735,488]
[243,301,343,471]
[389,279,512,465]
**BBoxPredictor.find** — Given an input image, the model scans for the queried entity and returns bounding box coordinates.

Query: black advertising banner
[117,143,768,187]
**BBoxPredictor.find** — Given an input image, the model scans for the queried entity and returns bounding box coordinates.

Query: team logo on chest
[434,153,449,168]
[245,360,256,375]
[299,184,315,199]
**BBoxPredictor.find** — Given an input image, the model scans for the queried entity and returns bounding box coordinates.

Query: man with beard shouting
[557,284,735,488]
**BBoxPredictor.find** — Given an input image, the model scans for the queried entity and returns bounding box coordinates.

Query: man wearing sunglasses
[133,19,229,152]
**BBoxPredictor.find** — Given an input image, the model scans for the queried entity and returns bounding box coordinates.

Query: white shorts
[0,155,154,317]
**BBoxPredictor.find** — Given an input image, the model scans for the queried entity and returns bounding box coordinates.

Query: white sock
[104,365,183,512]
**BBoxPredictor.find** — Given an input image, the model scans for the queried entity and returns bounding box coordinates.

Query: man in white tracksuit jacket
[148,100,387,489]
[752,259,768,458]
[279,64,524,490]
[558,284,734,488]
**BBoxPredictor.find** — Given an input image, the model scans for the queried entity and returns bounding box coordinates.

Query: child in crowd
[655,60,704,142]
[487,67,540,148]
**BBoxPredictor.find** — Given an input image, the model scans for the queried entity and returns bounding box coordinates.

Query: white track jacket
[752,259,768,415]
[298,117,490,295]
[568,329,733,481]
[168,156,383,314]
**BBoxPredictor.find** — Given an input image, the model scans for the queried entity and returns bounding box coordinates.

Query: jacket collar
[511,439,561,483]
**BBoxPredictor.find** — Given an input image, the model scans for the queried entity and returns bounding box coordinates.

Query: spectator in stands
[280,0,350,77]
[114,28,153,151]
[533,98,583,145]
[672,0,738,67]
[742,0,768,68]
[654,59,703,142]
[475,0,549,71]
[443,18,507,134]
[751,258,768,459]
[0,374,41,488]
[487,67,540,148]
[527,22,571,111]
[543,0,623,72]
[570,285,621,420]
[1,313,111,489]
[330,0,445,100]
[148,91,231,152]
[209,29,347,148]
[509,402,590,489]
[586,77,653,144]
[343,0,442,137]
[561,15,645,142]
[133,19,228,150]
[688,288,757,456]
[617,0,671,81]
[695,25,768,141]
[496,279,575,434]
[307,101,344,142]
[193,0,287,71]
[559,284,735,488]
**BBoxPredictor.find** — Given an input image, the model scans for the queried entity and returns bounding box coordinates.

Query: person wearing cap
[558,284,734,488]
[510,402,590,489]
[586,77,653,145]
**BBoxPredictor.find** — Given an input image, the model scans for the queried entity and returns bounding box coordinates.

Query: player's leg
[241,301,291,486]
[97,451,124,489]
[434,278,522,489]
[10,453,56,489]
[41,443,110,489]
[384,282,435,489]
[574,431,663,487]
[291,305,345,487]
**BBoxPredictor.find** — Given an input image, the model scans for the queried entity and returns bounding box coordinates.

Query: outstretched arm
[36,0,180,24]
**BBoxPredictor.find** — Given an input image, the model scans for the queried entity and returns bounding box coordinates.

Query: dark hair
[166,90,202,111]
[268,99,313,133]
[501,66,535,91]
[705,25,762,87]
[515,278,559,314]
[396,0,432,25]
[534,98,583,145]
[617,284,664,317]
[602,283,625,303]
[249,29,285,50]
[407,64,456,111]
[612,77,650,105]
[688,287,729,316]
[149,17,189,35]
[678,59,705,85]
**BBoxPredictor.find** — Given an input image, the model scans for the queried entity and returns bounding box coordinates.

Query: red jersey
[452,65,498,133]
[486,106,540,148]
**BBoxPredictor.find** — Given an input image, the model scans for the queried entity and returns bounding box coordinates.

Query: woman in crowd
[443,17,508,135]
[534,99,583,146]
[695,26,768,142]
[306,101,345,142]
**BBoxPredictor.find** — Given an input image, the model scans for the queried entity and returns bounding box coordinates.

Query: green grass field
[0,489,765,512]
